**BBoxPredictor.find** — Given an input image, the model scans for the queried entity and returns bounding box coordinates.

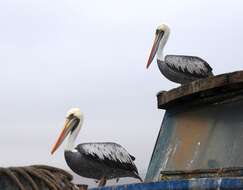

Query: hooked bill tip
[146,60,151,69]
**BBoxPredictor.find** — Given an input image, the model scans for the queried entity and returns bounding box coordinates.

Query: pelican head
[51,108,83,154]
[146,24,170,68]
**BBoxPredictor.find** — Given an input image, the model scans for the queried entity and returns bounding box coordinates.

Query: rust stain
[160,167,243,180]
[171,111,210,169]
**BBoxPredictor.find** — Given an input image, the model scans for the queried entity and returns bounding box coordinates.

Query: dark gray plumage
[64,142,142,181]
[157,55,213,84]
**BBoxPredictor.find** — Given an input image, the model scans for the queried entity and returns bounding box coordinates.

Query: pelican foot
[98,176,107,187]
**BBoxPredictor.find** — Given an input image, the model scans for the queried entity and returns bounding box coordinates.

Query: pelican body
[65,142,139,180]
[146,24,213,84]
[51,108,141,186]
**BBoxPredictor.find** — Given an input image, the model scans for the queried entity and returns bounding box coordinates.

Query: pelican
[146,24,213,84]
[51,108,142,187]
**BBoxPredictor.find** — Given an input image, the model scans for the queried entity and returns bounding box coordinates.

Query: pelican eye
[156,29,164,36]
[67,114,74,119]
[70,118,80,133]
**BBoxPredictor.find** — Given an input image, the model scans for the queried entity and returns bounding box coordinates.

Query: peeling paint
[186,141,201,169]
[157,145,173,180]
[217,178,222,190]
[146,99,243,181]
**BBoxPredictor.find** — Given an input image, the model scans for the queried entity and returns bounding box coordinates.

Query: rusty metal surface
[157,70,243,109]
[145,98,243,182]
[160,167,243,180]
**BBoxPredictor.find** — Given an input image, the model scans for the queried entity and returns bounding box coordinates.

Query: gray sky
[0,0,243,177]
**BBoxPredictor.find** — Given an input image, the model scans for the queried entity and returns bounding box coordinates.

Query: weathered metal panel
[146,99,243,182]
[157,71,243,109]
[160,167,243,180]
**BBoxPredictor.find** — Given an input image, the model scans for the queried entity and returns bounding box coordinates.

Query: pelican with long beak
[51,108,142,187]
[146,24,213,84]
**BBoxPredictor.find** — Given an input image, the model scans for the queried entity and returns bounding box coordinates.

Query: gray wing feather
[165,55,213,77]
[76,142,135,165]
[75,142,139,176]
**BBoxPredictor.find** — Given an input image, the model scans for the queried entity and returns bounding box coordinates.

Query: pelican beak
[146,31,164,69]
[51,117,75,154]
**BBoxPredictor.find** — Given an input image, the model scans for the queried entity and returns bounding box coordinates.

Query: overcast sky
[0,0,243,180]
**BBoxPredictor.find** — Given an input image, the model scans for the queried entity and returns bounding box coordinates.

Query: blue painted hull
[90,178,243,190]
